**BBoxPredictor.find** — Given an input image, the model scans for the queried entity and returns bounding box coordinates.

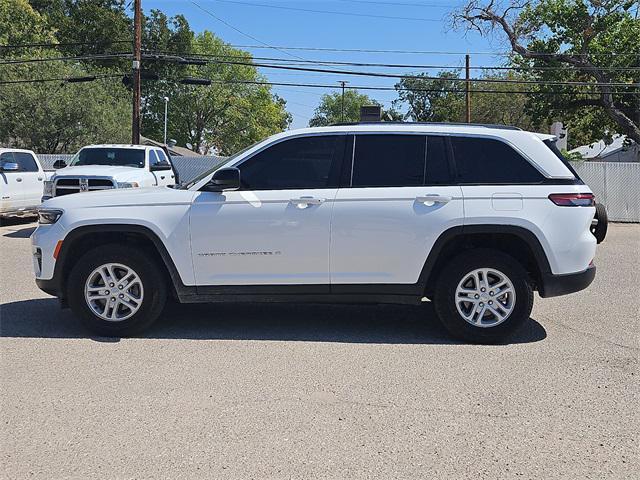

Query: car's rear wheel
[433,249,533,343]
[67,244,167,336]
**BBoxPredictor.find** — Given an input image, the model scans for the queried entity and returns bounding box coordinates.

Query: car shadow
[2,225,36,238]
[0,298,547,345]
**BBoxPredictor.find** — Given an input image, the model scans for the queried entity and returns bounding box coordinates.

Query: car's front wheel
[67,245,167,336]
[433,249,533,343]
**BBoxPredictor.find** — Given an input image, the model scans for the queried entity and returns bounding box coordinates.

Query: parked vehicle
[32,123,598,342]
[42,144,176,200]
[0,148,47,222]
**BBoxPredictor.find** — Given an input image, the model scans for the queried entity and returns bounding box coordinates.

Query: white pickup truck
[43,144,177,200]
[0,148,47,222]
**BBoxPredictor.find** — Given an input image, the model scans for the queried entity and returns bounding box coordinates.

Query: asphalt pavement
[1,220,638,479]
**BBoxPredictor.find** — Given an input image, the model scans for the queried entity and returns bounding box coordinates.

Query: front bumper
[538,265,596,298]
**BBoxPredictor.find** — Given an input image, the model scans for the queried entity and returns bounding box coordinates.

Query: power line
[0,53,132,65]
[0,40,131,49]
[174,56,640,88]
[336,0,453,8]
[208,0,442,22]
[2,73,636,96]
[145,50,640,72]
[188,0,305,61]
[0,74,124,85]
[228,44,640,57]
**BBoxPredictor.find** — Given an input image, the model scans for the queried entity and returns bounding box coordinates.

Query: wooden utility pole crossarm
[132,0,142,144]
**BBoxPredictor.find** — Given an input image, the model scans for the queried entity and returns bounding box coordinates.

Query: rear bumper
[539,265,596,298]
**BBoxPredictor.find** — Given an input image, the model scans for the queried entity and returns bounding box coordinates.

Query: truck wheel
[67,244,167,337]
[433,249,533,344]
[590,202,608,244]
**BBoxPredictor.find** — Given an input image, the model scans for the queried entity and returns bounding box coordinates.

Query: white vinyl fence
[37,155,640,222]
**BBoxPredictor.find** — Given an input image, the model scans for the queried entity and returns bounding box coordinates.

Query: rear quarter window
[451,136,545,184]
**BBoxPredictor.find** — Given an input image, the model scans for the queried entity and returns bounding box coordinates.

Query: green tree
[309,90,384,126]
[0,1,130,152]
[142,31,291,155]
[393,71,465,122]
[456,0,640,145]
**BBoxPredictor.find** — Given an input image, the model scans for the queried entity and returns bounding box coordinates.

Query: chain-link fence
[37,154,639,222]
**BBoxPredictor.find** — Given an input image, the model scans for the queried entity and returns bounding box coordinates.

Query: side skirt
[178,293,424,306]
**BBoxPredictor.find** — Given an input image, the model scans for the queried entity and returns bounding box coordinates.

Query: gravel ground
[1,220,638,480]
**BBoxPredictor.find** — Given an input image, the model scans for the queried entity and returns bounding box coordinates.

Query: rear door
[13,152,43,208]
[189,134,347,287]
[330,134,464,287]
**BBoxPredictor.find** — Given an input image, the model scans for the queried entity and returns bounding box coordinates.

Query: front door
[330,134,464,286]
[189,134,347,288]
[0,152,24,211]
[13,152,44,208]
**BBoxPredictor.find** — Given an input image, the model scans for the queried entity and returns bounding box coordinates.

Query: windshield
[69,148,145,168]
[180,139,264,189]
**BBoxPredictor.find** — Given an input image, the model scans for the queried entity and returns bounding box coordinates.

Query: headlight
[116,182,140,188]
[38,208,63,225]
[43,180,54,197]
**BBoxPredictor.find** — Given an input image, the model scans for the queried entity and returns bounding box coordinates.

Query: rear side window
[352,134,425,187]
[239,135,343,190]
[425,136,451,185]
[451,137,544,184]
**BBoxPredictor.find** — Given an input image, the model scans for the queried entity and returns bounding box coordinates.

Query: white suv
[31,123,597,343]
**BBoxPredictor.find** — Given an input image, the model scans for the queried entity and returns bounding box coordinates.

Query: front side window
[69,148,145,168]
[351,134,425,187]
[0,152,16,170]
[451,136,544,184]
[239,135,343,190]
[13,152,39,172]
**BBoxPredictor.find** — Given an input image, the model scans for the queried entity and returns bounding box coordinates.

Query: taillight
[548,193,595,207]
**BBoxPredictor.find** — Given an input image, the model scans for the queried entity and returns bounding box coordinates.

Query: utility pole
[339,80,348,122]
[163,96,169,145]
[132,0,142,144]
[465,54,471,123]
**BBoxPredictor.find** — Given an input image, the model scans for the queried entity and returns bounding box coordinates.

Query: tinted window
[156,149,169,162]
[239,135,342,190]
[70,148,145,168]
[352,134,425,187]
[451,137,544,184]
[0,152,16,169]
[425,136,451,185]
[13,152,39,172]
[148,150,160,166]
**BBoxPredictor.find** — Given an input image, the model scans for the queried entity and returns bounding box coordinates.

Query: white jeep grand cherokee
[32,123,597,343]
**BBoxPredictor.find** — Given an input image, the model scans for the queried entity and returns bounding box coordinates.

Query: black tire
[591,202,608,244]
[67,244,167,337]
[433,249,534,344]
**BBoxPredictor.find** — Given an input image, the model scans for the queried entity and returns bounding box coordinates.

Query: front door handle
[290,196,325,209]
[16,177,22,182]
[416,194,452,206]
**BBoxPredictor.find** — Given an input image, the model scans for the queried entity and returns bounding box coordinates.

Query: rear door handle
[290,196,325,208]
[416,194,452,206]
[16,178,22,182]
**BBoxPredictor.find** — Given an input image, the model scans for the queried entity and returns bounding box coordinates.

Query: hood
[51,165,144,182]
[43,186,196,210]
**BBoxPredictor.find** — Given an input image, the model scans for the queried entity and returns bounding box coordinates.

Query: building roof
[140,136,202,157]
[569,135,638,160]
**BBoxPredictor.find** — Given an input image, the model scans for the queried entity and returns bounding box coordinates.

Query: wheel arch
[420,225,552,297]
[54,224,189,301]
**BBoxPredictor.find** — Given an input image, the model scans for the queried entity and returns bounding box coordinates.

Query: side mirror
[0,162,19,172]
[53,159,67,169]
[205,167,240,191]
[150,160,172,171]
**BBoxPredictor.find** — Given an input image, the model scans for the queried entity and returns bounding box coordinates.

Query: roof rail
[330,121,522,131]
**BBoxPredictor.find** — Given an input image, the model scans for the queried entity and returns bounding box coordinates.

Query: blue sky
[144,0,510,128]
